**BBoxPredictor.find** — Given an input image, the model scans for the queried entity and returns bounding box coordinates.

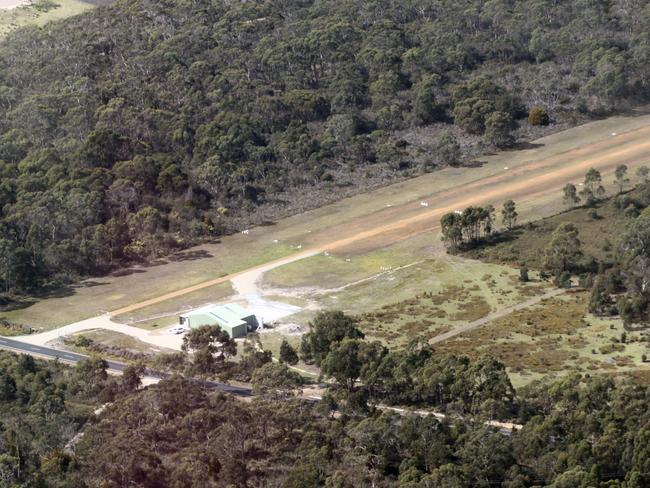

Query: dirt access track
[110,115,650,317]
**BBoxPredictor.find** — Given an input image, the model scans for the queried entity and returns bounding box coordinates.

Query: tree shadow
[74,280,108,289]
[0,297,37,312]
[462,228,525,252]
[168,249,214,262]
[513,141,544,150]
[111,268,147,277]
[34,285,76,300]
[140,259,170,268]
[461,159,486,168]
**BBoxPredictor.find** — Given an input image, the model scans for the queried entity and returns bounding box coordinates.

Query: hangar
[179,303,258,339]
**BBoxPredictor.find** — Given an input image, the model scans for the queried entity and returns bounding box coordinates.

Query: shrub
[554,271,572,288]
[528,106,550,126]
[519,267,529,282]
[624,204,640,218]
[279,339,299,365]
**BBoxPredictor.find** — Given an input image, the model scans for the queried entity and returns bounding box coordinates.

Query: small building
[179,303,258,339]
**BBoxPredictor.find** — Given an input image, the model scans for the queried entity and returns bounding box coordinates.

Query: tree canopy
[1,0,650,295]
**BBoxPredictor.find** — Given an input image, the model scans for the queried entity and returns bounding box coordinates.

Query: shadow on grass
[168,249,214,262]
[0,282,80,312]
[110,268,146,277]
[514,141,544,150]
[74,280,108,289]
[459,228,525,252]
[0,297,37,312]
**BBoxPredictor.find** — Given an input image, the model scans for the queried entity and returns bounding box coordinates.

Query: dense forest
[4,340,650,488]
[2,312,650,486]
[1,0,650,294]
[0,350,135,487]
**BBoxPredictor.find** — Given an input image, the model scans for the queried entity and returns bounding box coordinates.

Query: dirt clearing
[4,113,650,329]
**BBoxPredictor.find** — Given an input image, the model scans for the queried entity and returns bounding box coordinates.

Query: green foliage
[441,205,495,250]
[32,0,60,13]
[580,168,606,205]
[452,77,521,135]
[432,133,461,167]
[636,165,649,183]
[589,275,617,316]
[519,267,529,283]
[181,325,237,378]
[615,164,630,193]
[1,349,649,487]
[501,200,517,230]
[120,361,145,393]
[0,351,101,486]
[543,223,583,275]
[614,207,650,325]
[320,338,363,391]
[0,0,647,295]
[563,183,581,207]
[410,75,443,126]
[279,338,299,365]
[484,111,516,148]
[251,362,302,399]
[300,311,363,366]
[528,106,550,126]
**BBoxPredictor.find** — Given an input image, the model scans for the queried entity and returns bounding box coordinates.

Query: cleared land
[354,259,549,346]
[3,112,650,331]
[0,0,93,37]
[60,329,175,357]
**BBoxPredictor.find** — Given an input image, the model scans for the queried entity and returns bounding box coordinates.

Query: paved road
[0,336,126,371]
[0,336,252,397]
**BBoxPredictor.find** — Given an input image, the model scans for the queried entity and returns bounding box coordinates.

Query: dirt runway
[110,126,650,316]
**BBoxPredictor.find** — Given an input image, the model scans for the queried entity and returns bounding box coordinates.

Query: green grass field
[0,0,93,38]
[111,281,235,328]
[1,242,294,329]
[263,232,550,348]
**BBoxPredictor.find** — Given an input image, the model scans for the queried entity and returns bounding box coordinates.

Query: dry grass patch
[0,0,93,38]
[431,291,650,385]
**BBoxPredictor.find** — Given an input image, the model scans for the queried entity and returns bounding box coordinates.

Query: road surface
[0,336,253,396]
[0,336,127,371]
